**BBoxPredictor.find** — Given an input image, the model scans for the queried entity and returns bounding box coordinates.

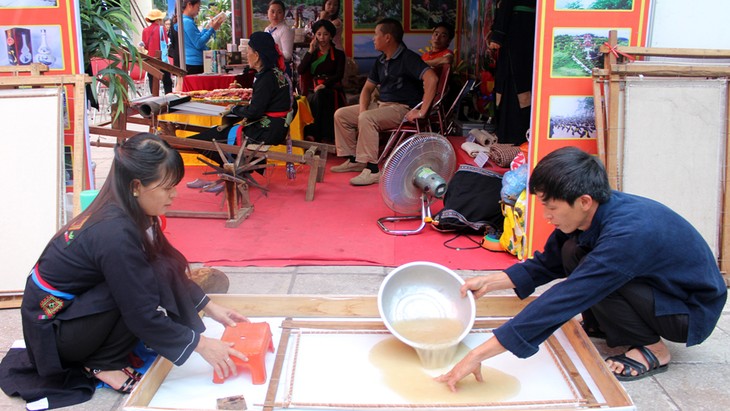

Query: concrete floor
[0,134,728,410]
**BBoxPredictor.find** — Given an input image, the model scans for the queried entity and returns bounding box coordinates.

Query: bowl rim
[377,261,476,349]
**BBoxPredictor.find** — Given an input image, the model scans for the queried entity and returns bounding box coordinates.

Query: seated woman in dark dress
[296,19,345,143]
[186,31,294,191]
[0,134,249,408]
[189,31,294,164]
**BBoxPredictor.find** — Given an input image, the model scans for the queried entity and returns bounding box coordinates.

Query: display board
[622,78,727,257]
[0,88,64,293]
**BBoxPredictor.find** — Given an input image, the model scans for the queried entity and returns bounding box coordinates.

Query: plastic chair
[377,64,451,163]
[89,57,113,123]
[129,63,149,98]
[442,78,476,137]
[212,322,274,385]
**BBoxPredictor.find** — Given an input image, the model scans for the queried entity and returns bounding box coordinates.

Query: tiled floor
[0,130,727,410]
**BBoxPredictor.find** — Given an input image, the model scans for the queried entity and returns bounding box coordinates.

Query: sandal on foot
[84,367,142,394]
[606,345,668,381]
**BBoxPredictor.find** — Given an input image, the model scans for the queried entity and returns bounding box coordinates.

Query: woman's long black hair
[59,133,188,269]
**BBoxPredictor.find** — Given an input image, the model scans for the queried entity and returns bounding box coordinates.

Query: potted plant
[80,0,141,121]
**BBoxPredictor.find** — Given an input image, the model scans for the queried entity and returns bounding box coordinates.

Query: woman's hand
[203,301,250,327]
[309,37,318,54]
[195,335,248,380]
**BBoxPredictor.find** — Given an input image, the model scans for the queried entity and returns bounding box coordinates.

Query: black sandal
[84,367,143,394]
[606,345,668,381]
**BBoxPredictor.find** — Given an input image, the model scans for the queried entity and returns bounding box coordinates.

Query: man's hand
[461,272,515,299]
[434,351,484,392]
[435,337,506,392]
[405,108,423,123]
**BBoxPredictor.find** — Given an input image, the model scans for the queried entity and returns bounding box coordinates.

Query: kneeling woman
[190,31,294,167]
[2,134,249,406]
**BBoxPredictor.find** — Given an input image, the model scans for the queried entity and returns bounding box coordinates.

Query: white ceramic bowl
[377,261,476,368]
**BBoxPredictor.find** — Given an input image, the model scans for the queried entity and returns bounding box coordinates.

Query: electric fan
[378,133,457,235]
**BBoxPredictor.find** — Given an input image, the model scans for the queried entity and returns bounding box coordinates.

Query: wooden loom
[88,55,330,227]
[592,30,730,285]
[124,295,635,411]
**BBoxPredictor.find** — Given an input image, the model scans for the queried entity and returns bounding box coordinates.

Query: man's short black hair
[376,18,404,44]
[529,146,612,205]
[433,22,454,41]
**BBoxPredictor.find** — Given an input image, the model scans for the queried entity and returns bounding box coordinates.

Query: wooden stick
[722,83,730,285]
[605,30,621,190]
[612,64,730,77]
[546,335,599,406]
[601,45,730,59]
[558,320,633,407]
[263,318,293,411]
[592,75,607,165]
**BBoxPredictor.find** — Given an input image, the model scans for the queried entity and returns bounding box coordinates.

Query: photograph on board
[548,95,597,139]
[551,27,630,77]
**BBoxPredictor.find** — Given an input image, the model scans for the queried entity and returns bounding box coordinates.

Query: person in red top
[421,22,454,67]
[141,9,173,94]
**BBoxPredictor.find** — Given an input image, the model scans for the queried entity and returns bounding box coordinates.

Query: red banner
[526,0,652,257]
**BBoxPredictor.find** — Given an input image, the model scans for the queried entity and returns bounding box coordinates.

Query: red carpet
[164,154,518,270]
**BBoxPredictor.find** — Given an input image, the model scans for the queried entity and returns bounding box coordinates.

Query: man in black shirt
[332,18,437,186]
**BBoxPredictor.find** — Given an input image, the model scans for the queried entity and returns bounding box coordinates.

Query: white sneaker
[331,159,366,173]
[349,169,380,186]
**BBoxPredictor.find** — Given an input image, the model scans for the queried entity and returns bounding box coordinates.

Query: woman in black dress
[297,19,345,143]
[0,134,249,408]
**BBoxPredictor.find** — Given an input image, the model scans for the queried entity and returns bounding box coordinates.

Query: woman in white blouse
[265,0,294,75]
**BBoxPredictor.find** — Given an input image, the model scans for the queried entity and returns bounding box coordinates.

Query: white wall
[648,0,730,48]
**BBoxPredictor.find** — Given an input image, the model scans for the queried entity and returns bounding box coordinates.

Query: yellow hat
[145,9,166,22]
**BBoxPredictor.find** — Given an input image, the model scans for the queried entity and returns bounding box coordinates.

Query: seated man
[421,22,455,67]
[331,18,437,186]
[436,147,727,390]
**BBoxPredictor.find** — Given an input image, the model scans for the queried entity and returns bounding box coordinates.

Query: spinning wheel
[195,139,273,227]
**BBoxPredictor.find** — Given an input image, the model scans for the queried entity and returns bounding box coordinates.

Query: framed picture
[409,0,457,31]
[1,24,64,70]
[352,0,403,31]
[555,0,634,11]
[550,27,630,78]
[0,0,58,8]
[548,95,596,139]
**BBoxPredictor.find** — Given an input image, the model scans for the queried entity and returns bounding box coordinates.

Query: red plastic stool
[213,322,274,385]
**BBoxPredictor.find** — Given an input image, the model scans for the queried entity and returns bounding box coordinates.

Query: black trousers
[562,236,688,348]
[186,64,204,75]
[147,71,173,95]
[55,310,138,371]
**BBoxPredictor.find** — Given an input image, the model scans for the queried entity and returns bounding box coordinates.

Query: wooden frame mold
[593,31,730,285]
[124,294,634,411]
